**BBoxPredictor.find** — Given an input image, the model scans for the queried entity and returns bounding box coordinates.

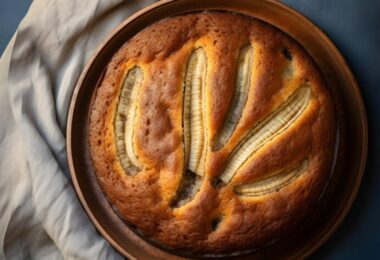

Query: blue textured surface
[0,0,379,259]
[0,0,30,54]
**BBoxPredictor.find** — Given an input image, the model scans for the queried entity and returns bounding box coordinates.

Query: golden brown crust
[88,12,336,253]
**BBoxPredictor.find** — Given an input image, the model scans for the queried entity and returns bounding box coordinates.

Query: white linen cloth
[0,0,156,259]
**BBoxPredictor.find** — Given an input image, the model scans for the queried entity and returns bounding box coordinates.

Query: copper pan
[67,0,368,259]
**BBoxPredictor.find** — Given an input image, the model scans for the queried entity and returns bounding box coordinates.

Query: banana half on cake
[88,12,336,254]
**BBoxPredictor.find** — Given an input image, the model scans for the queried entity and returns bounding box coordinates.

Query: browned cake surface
[88,12,336,254]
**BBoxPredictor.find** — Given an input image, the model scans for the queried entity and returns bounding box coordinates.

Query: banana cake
[88,12,336,254]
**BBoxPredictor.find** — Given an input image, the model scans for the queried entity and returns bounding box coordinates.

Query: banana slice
[219,86,311,183]
[115,66,143,175]
[234,159,308,196]
[213,44,253,151]
[184,48,207,176]
[171,48,207,207]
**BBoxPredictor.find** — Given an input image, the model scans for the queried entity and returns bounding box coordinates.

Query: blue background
[1,0,379,259]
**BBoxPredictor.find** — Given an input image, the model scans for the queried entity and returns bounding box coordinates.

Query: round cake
[88,12,336,254]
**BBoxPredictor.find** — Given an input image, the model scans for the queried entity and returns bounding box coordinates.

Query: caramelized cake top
[88,12,336,254]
